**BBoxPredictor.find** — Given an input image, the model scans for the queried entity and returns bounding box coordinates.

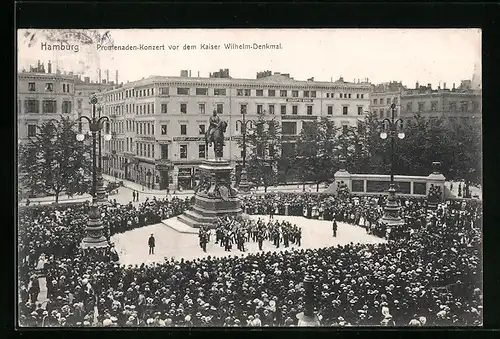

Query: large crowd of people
[18,189,482,327]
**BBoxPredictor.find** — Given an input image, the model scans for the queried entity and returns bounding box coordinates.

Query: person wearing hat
[148,234,156,255]
[27,276,40,304]
[332,218,338,237]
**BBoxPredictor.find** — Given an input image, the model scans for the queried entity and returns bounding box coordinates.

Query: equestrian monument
[176,110,242,229]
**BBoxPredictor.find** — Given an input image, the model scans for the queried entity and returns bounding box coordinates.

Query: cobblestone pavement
[111,215,386,266]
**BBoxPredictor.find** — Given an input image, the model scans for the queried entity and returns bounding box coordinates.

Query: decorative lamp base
[238,167,251,193]
[379,184,405,227]
[81,236,108,249]
[81,203,109,249]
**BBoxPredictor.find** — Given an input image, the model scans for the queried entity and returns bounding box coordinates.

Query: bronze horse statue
[205,120,227,159]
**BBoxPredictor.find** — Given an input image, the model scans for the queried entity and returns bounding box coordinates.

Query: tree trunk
[317,182,320,192]
[264,185,268,193]
[303,182,306,192]
[55,191,59,204]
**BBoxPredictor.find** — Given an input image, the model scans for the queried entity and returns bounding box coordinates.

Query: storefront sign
[178,168,192,177]
[173,136,231,142]
[286,98,313,103]
[281,115,318,120]
[138,136,156,142]
[173,136,204,142]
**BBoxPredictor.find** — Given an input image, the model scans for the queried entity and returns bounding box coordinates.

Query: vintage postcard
[17,28,482,328]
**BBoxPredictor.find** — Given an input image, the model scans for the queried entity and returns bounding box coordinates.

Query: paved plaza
[111,215,386,266]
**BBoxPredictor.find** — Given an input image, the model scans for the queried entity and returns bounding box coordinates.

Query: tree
[18,116,92,203]
[240,115,282,192]
[296,118,339,191]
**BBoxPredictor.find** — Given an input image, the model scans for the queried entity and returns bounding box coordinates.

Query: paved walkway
[19,194,92,206]
[445,181,482,200]
[112,215,385,266]
[103,174,326,196]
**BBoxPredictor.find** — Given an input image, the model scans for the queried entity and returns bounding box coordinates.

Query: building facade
[99,71,371,190]
[399,81,482,125]
[370,81,405,119]
[17,61,78,140]
[17,61,115,141]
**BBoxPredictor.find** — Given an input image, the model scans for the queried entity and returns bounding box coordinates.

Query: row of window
[405,101,478,113]
[109,139,125,154]
[101,102,366,116]
[27,82,72,93]
[136,142,156,159]
[328,93,365,99]
[23,99,72,114]
[104,86,371,102]
[373,98,395,105]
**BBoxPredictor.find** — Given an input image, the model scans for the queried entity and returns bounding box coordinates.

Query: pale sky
[17,29,481,88]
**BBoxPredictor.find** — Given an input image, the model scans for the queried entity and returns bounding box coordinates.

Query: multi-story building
[17,61,115,141]
[17,61,77,140]
[399,80,482,125]
[370,81,406,119]
[99,70,371,190]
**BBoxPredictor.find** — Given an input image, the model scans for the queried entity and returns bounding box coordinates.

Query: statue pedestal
[177,159,242,229]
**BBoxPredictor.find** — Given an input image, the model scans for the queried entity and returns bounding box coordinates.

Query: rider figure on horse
[207,109,221,147]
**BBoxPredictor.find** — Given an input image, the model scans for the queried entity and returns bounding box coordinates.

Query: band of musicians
[198,215,302,253]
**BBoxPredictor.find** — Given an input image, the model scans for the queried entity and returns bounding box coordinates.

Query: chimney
[189,70,191,77]
[443,82,446,89]
[452,83,456,90]
[198,71,200,77]
[98,69,102,84]
[115,70,118,85]
[106,70,109,83]
[181,70,188,77]
[47,60,52,73]
[415,81,419,89]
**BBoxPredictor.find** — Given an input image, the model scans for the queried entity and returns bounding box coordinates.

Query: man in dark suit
[332,219,338,237]
[257,230,264,250]
[148,234,155,255]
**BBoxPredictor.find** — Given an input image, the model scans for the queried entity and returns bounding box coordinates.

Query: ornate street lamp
[76,94,111,249]
[378,102,405,228]
[235,110,259,192]
[146,169,152,189]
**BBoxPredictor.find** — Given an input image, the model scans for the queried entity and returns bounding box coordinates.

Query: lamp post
[76,94,111,249]
[235,110,257,192]
[296,274,320,326]
[95,106,111,206]
[378,102,405,228]
[146,169,152,189]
